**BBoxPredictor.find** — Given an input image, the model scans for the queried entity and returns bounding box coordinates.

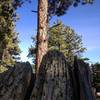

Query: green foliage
[79,57,90,61]
[0,0,21,72]
[0,65,8,73]
[28,20,86,64]
[48,0,94,17]
[48,21,86,64]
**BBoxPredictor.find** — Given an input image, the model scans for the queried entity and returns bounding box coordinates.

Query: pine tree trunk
[36,0,48,75]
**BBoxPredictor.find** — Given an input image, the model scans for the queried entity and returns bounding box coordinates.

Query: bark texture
[0,62,34,100]
[36,0,48,74]
[30,50,72,100]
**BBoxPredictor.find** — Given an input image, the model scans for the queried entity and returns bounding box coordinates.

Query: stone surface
[70,57,96,100]
[0,51,95,100]
[0,62,34,100]
[30,50,73,100]
[30,51,95,100]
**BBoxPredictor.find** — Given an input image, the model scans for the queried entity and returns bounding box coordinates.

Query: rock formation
[0,50,95,100]
[30,50,73,100]
[0,62,35,100]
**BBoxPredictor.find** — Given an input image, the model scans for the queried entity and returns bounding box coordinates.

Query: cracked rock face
[0,50,95,100]
[0,62,33,100]
[30,50,95,100]
[30,50,73,100]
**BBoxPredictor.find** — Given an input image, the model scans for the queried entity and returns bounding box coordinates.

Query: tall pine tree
[28,21,86,66]
[34,0,94,74]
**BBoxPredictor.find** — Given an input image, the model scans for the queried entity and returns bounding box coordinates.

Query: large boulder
[0,62,35,100]
[30,50,73,100]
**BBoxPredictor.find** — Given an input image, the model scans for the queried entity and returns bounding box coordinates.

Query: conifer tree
[28,21,86,66]
[0,0,21,71]
[35,0,94,74]
[48,21,86,64]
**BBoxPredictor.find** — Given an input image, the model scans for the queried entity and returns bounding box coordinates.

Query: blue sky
[16,0,100,64]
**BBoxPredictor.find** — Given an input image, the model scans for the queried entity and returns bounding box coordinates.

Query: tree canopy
[34,0,94,72]
[28,20,86,64]
[0,0,95,72]
[48,21,86,63]
[0,0,21,72]
[48,0,94,17]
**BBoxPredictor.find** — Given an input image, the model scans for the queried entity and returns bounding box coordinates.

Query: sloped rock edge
[0,62,35,100]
